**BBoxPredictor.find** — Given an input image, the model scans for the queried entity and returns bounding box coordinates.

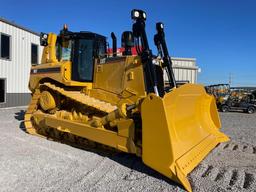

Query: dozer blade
[141,84,229,192]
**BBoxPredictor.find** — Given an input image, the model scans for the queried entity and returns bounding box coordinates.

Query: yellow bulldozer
[24,9,229,192]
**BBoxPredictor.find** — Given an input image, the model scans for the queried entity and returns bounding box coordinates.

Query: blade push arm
[131,9,159,96]
[154,22,176,89]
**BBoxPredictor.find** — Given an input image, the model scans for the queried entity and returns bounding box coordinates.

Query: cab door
[72,39,94,82]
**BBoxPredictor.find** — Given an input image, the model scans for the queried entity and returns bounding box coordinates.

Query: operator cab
[58,29,107,82]
[40,26,107,83]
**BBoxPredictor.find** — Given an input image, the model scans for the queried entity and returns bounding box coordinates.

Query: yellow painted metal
[39,91,56,111]
[141,84,229,192]
[90,56,147,105]
[41,82,117,113]
[116,119,138,155]
[94,57,126,94]
[61,61,93,88]
[32,112,135,153]
[29,61,93,91]
[30,37,146,106]
[24,90,47,138]
[41,33,58,64]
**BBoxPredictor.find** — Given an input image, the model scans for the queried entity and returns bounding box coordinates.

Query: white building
[164,57,200,85]
[0,18,43,108]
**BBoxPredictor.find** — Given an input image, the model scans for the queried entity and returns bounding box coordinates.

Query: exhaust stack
[111,32,117,57]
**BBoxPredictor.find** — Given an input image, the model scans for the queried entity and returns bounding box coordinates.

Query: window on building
[0,79,6,103]
[0,34,11,60]
[31,44,38,64]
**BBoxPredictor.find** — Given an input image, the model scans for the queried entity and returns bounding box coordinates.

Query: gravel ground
[0,107,255,192]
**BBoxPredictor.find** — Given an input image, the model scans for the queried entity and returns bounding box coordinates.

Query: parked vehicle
[206,84,256,114]
[220,90,256,114]
[205,84,230,106]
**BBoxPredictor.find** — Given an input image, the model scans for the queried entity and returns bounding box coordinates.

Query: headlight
[40,32,49,46]
[156,22,164,32]
[134,11,140,18]
[43,34,48,40]
[131,9,147,21]
[142,12,146,19]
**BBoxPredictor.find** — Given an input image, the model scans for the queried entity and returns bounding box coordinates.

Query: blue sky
[1,0,256,86]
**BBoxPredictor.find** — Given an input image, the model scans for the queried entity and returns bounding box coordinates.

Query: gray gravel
[0,107,255,192]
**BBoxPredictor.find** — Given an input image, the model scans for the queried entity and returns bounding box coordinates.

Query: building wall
[0,20,43,108]
[164,57,199,84]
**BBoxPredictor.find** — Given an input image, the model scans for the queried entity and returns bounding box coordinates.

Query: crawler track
[24,82,117,151]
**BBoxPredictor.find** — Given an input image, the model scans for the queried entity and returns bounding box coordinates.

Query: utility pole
[228,73,232,85]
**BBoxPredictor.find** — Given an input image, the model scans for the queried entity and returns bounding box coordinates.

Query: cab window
[72,39,94,82]
[61,40,73,61]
